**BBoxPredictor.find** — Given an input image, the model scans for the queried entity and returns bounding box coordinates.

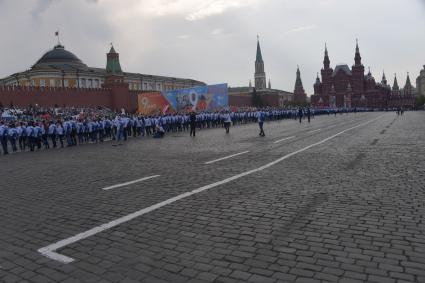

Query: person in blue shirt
[306,107,311,123]
[41,122,49,149]
[70,120,77,146]
[0,121,9,155]
[115,117,124,142]
[56,121,64,148]
[222,111,232,134]
[17,122,27,151]
[153,124,165,138]
[98,119,105,142]
[257,110,265,137]
[35,123,43,150]
[8,123,18,152]
[48,121,57,148]
[26,122,35,152]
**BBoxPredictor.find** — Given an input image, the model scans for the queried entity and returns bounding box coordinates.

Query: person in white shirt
[153,124,165,138]
[257,110,265,137]
[56,122,64,148]
[222,111,232,134]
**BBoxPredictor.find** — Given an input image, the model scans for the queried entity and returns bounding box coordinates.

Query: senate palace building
[0,41,205,91]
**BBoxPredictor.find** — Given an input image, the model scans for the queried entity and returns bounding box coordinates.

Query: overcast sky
[1,0,424,94]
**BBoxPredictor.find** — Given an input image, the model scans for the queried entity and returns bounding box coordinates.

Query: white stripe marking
[204,151,250,164]
[327,125,336,128]
[308,129,321,133]
[102,175,160,191]
[37,115,384,263]
[273,136,295,144]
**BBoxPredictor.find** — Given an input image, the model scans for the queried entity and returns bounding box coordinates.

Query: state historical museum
[311,41,415,109]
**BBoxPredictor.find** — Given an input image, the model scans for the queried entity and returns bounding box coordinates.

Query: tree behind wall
[416,95,425,109]
[252,88,262,107]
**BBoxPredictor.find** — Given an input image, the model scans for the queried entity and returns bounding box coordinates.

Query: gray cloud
[31,0,55,18]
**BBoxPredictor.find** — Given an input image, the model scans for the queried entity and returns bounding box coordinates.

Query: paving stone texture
[0,112,424,282]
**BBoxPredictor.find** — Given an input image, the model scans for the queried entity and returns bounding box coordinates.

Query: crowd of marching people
[0,106,363,155]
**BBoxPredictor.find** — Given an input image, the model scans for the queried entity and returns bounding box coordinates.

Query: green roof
[106,57,122,74]
[106,46,122,74]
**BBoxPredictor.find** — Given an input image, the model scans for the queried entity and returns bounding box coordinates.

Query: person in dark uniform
[189,111,197,137]
[307,108,311,123]
[298,107,303,124]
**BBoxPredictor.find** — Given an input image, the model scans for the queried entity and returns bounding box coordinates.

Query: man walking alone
[189,111,197,137]
[298,107,303,124]
[257,110,265,137]
[307,107,311,123]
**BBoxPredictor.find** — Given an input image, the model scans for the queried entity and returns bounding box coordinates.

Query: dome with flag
[33,44,87,69]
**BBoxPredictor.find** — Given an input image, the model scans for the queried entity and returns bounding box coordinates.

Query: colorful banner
[137,92,172,115]
[137,84,228,114]
[164,83,228,113]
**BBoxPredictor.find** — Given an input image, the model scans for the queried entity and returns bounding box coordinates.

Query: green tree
[416,95,425,108]
[251,88,262,107]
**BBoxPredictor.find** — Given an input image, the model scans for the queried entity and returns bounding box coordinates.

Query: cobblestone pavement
[1,112,425,283]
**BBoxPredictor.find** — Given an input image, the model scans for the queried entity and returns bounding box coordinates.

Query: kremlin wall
[0,85,141,112]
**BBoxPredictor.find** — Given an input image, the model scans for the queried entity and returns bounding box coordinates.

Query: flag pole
[55,30,61,45]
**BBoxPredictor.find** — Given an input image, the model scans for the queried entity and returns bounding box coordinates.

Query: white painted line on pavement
[327,125,336,128]
[37,115,385,264]
[101,175,160,191]
[204,151,250,165]
[308,129,322,134]
[273,136,295,144]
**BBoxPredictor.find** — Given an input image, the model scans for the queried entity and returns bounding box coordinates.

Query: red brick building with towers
[310,41,414,109]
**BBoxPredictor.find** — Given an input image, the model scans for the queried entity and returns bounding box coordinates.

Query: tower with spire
[294,66,307,103]
[254,36,267,90]
[321,43,333,95]
[392,74,400,97]
[314,72,322,95]
[103,44,130,111]
[354,39,362,66]
[403,72,413,96]
[352,39,365,94]
[381,71,388,86]
[104,44,125,86]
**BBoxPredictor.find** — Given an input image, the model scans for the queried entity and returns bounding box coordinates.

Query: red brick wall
[0,86,113,109]
[229,94,252,107]
[260,93,279,107]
